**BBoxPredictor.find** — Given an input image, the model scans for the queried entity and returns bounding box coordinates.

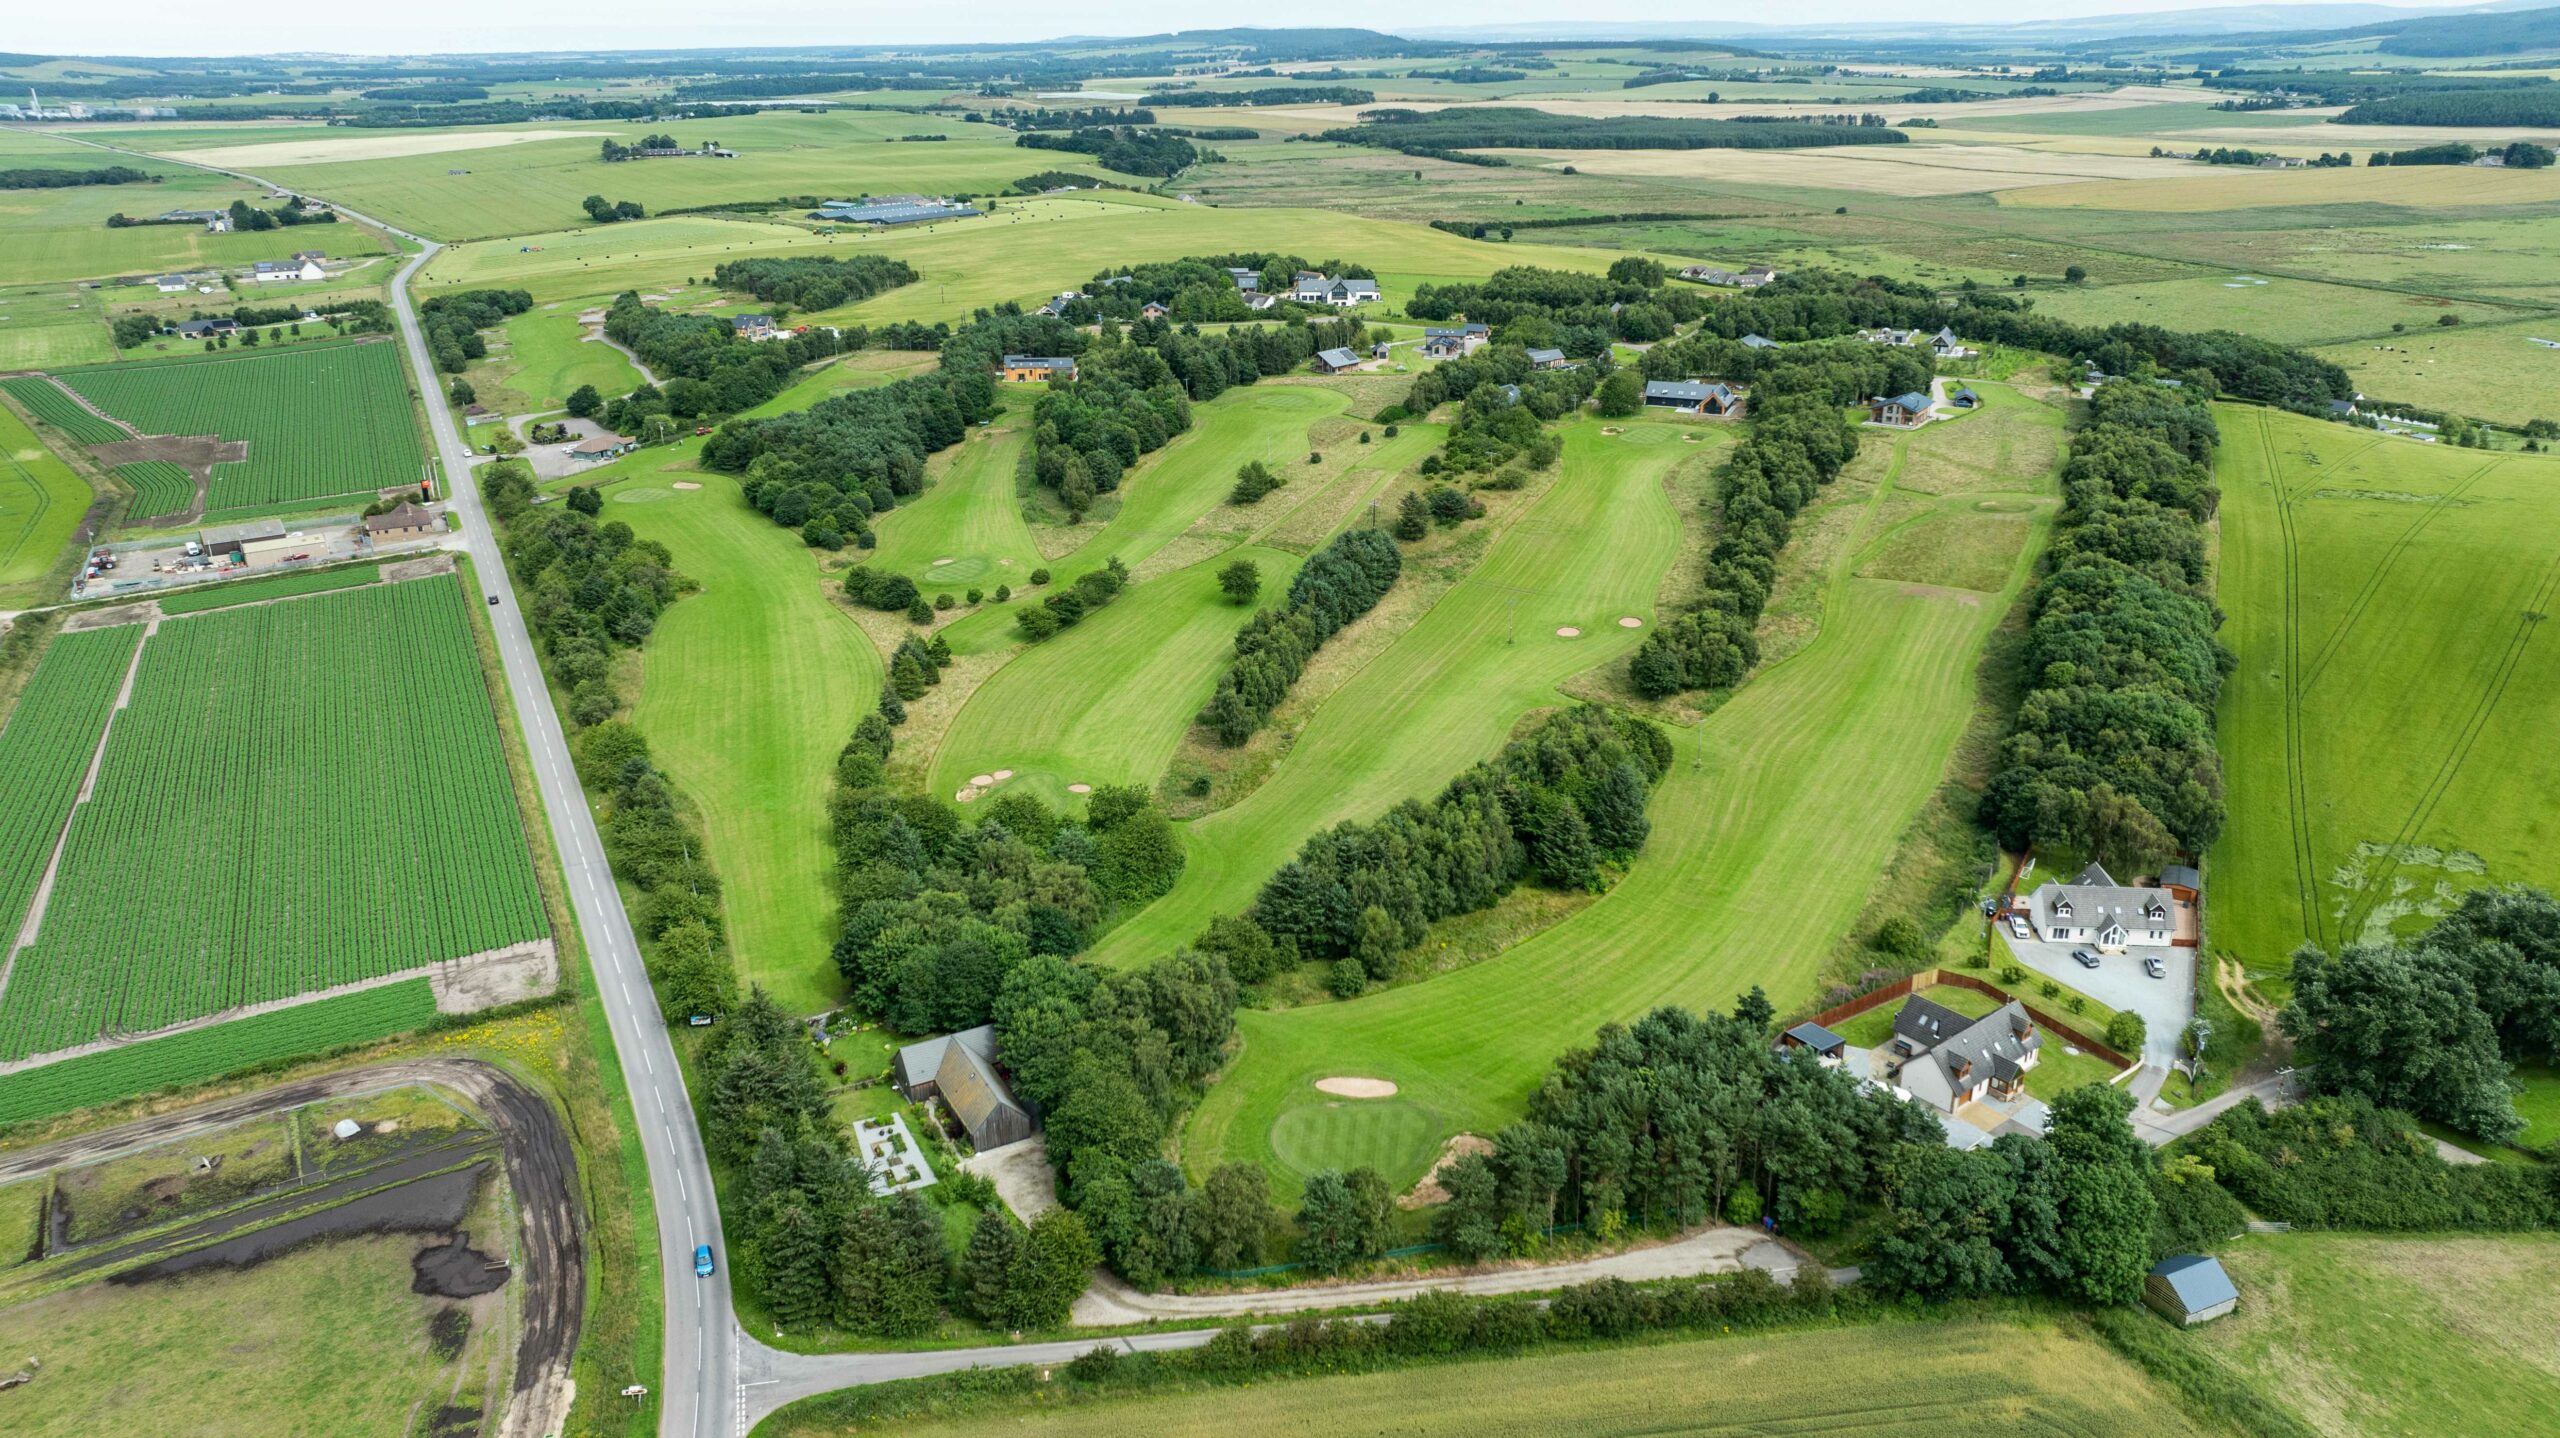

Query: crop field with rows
[57,342,425,510]
[157,562,378,615]
[113,462,195,521]
[0,577,545,1062]
[0,625,140,951]
[0,377,125,445]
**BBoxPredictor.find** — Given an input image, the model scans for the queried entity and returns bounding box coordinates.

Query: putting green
[603,458,880,1013]
[929,545,1307,814]
[1174,409,2059,1200]
[1266,1096,1446,1195]
[1087,416,1699,967]
[608,486,671,503]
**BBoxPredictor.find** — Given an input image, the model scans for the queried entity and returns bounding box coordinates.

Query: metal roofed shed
[811,199,982,226]
[2146,1255,2239,1325]
[199,518,288,556]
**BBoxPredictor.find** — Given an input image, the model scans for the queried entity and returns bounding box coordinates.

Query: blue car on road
[694,1244,715,1278]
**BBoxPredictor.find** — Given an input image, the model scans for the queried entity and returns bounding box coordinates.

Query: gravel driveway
[1999,929,2192,1064]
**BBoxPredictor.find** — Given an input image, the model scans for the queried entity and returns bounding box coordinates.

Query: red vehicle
[693,426,712,436]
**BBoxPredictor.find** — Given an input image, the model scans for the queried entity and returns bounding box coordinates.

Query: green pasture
[2020,273,2523,347]
[0,402,92,608]
[601,456,882,1014]
[2211,407,2560,971]
[0,294,116,370]
[2196,1233,2560,1437]
[1170,409,2055,1201]
[2313,319,2560,428]
[472,303,641,412]
[181,109,1038,241]
[1084,416,1698,973]
[930,545,1305,813]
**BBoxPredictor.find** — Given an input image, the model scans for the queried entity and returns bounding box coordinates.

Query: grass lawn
[475,304,642,413]
[599,452,882,1014]
[864,400,1044,602]
[0,1232,502,1438]
[2196,1232,2560,1437]
[0,401,93,608]
[0,1178,40,1272]
[2312,318,2560,428]
[764,1314,2214,1438]
[2209,407,2560,973]
[1173,417,2052,1200]
[2513,1061,2560,1152]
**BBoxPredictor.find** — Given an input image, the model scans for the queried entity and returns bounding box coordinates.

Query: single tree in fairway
[565,383,602,418]
[1596,369,1643,418]
[1394,490,1430,541]
[1227,459,1281,504]
[1218,559,1261,605]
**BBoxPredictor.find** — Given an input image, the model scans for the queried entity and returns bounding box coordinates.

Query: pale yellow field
[1263,83,2218,129]
[1533,141,2192,195]
[2004,163,2560,211]
[170,128,615,168]
[2177,121,2560,148]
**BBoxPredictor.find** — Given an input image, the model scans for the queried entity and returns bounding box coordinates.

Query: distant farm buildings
[809,196,981,226]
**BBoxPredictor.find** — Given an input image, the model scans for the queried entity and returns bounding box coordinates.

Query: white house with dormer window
[2027,864,2177,950]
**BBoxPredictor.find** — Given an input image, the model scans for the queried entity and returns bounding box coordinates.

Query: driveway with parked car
[1997,927,2194,1066]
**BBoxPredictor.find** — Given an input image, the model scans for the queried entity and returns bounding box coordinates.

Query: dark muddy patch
[426,1403,482,1438]
[428,1305,472,1361]
[107,1162,485,1286]
[412,1231,508,1299]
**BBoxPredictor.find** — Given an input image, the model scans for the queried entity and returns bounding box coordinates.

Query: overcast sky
[11,0,2494,60]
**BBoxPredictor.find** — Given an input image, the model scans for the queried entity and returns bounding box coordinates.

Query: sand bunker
[1315,1077,1398,1099]
[1555,626,1581,638]
[955,787,980,803]
[1400,1133,1495,1209]
[1067,783,1092,794]
[932,557,956,565]
[970,773,995,787]
[993,769,1014,781]
[1618,616,1642,629]
[671,481,701,490]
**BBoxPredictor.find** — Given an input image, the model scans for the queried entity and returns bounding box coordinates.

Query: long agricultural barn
[892,1024,1036,1150]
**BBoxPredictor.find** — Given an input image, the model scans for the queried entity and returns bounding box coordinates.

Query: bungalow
[174,317,239,339]
[1929,326,1971,358]
[894,1025,1036,1151]
[1779,1021,1847,1066]
[1421,323,1490,359]
[569,434,635,462]
[1291,273,1381,306]
[1226,267,1260,291]
[1950,387,1981,409]
[731,313,776,340]
[247,256,324,284]
[1244,292,1280,311]
[2027,862,2175,951]
[1141,301,1170,319]
[1680,265,1741,286]
[1884,995,2042,1112]
[153,274,192,293]
[1739,333,1779,350]
[2329,398,2359,418]
[1312,346,1364,374]
[363,502,437,542]
[1868,392,1933,427]
[999,354,1077,383]
[1644,379,1743,417]
[2146,1256,2240,1325]
[1524,347,1574,370]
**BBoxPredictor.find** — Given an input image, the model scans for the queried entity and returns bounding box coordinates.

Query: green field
[599,459,882,1015]
[0,625,143,963]
[59,341,427,510]
[767,1314,2213,1438]
[2196,1233,2560,1436]
[0,402,94,606]
[472,303,642,412]
[0,578,546,1063]
[2312,319,2560,428]
[1164,404,2056,1199]
[2210,407,2560,971]
[0,376,126,444]
[155,561,379,614]
[2020,273,2524,348]
[112,460,194,520]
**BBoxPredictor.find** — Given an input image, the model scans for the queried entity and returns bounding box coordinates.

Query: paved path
[22,127,742,1438]
[2132,1073,2297,1146]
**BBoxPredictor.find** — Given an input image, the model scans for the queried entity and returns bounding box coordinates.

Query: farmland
[57,341,426,512]
[0,577,546,1065]
[112,461,193,520]
[2210,407,2560,973]
[155,560,380,613]
[0,376,126,444]
[765,1314,2212,1438]
[0,625,143,959]
[0,401,94,607]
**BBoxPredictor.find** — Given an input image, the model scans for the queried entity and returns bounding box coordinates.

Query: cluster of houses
[1680,263,1781,288]
[808,195,980,226]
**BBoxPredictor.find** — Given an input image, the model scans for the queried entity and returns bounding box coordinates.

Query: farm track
[2257,411,2327,953]
[0,1057,582,1438]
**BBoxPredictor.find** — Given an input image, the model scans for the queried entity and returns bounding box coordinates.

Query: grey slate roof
[1882,391,1932,411]
[1892,996,2041,1109]
[1740,333,1779,349]
[1525,347,1567,364]
[1001,354,1076,369]
[1645,379,1736,405]
[1783,1020,1844,1052]
[812,200,980,225]
[2150,1255,2239,1312]
[1315,346,1362,369]
[2031,862,2173,936]
[2160,864,2202,892]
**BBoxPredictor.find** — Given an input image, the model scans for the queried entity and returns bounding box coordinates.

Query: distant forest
[1321,107,1909,158]
[2341,87,2560,128]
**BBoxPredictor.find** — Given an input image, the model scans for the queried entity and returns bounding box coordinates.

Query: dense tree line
[2341,87,2560,128]
[711,254,917,311]
[1627,345,1873,699]
[1016,127,1199,177]
[1014,559,1130,641]
[1228,706,1671,995]
[1980,379,2226,869]
[2283,886,2560,1145]
[359,83,489,103]
[572,720,737,1022]
[829,722,1186,1036]
[1200,527,1401,745]
[1393,343,1605,476]
[418,287,533,375]
[2369,139,2555,167]
[2187,1093,2558,1229]
[1406,260,1710,344]
[1434,1000,1946,1259]
[480,459,689,725]
[1142,86,1373,107]
[0,165,153,189]
[1321,108,1913,154]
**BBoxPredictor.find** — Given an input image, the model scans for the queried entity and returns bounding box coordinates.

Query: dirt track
[0,1057,583,1438]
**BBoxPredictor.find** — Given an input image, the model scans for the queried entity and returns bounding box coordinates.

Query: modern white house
[1290,272,1381,306]
[247,253,325,284]
[2026,863,2177,950]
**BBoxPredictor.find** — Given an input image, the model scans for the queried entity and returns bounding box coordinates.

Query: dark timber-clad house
[893,1025,1036,1150]
[1644,379,1743,417]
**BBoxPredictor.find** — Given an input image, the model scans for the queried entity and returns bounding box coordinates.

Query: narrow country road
[16,128,743,1438]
